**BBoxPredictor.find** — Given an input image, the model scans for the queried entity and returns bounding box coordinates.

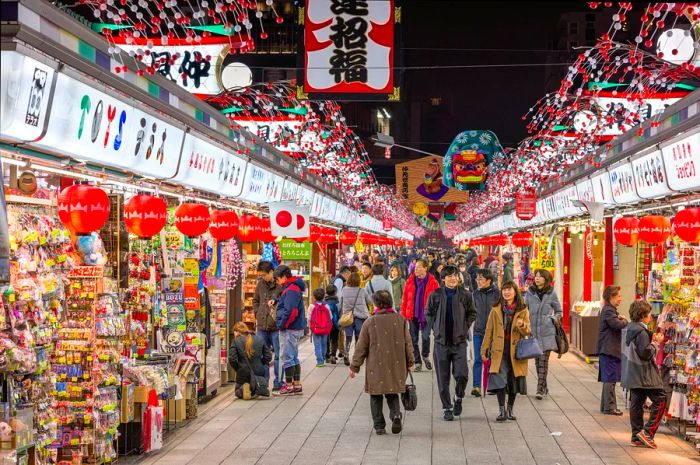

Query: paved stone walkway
[133,339,699,465]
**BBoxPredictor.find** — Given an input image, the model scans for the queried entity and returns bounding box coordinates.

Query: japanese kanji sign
[279,239,312,261]
[301,0,399,101]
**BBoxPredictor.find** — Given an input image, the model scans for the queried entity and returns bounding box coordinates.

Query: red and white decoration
[58,184,111,235]
[269,201,310,239]
[174,202,210,238]
[124,194,167,239]
[613,216,640,247]
[673,207,700,243]
[638,215,672,244]
[209,210,240,242]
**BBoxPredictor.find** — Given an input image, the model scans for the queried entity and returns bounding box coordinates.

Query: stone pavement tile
[395,370,433,465]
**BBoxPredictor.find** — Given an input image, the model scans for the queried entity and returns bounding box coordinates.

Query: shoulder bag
[402,372,418,411]
[515,336,543,360]
[339,290,360,328]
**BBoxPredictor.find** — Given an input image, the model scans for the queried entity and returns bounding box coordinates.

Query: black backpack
[554,320,569,358]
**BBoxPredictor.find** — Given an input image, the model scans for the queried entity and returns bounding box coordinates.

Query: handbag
[515,336,543,360]
[402,372,418,411]
[339,289,361,328]
[553,318,569,358]
[243,351,269,397]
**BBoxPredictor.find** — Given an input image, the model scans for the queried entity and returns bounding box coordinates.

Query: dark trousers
[535,351,551,395]
[630,388,666,440]
[433,342,468,410]
[370,394,401,430]
[600,382,618,412]
[326,327,340,358]
[409,319,431,364]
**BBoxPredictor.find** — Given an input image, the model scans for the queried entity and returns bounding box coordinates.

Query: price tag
[86,356,93,362]
[88,293,94,298]
[71,377,78,382]
[83,373,90,380]
[51,228,60,239]
[80,292,87,298]
[39,236,47,245]
[45,259,56,267]
[57,254,67,263]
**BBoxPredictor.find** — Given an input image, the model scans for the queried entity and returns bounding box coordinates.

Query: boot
[496,406,507,422]
[507,405,517,421]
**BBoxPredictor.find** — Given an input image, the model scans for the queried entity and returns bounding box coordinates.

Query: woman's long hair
[233,321,254,358]
[495,281,527,311]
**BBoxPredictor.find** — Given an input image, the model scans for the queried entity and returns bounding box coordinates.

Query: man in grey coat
[365,264,393,297]
[471,269,500,397]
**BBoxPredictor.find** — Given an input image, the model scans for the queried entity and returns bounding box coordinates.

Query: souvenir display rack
[241,250,261,332]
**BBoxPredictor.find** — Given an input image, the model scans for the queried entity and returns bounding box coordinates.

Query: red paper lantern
[58,184,110,235]
[174,203,210,238]
[339,231,357,245]
[259,217,274,242]
[237,214,259,242]
[309,225,321,242]
[321,227,337,244]
[613,217,639,246]
[209,210,239,241]
[673,208,700,243]
[638,215,671,244]
[124,194,167,239]
[511,232,533,247]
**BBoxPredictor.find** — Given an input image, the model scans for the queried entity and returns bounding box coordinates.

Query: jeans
[257,329,281,388]
[313,334,329,364]
[370,394,401,430]
[433,342,469,410]
[472,334,484,389]
[409,319,431,364]
[344,317,365,358]
[281,329,303,370]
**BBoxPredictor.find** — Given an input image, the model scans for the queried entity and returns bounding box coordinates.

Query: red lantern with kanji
[58,184,110,235]
[339,231,357,245]
[124,194,167,239]
[512,232,533,247]
[613,217,640,246]
[673,207,700,243]
[638,215,671,244]
[209,210,239,241]
[259,217,274,242]
[237,214,259,242]
[174,203,210,238]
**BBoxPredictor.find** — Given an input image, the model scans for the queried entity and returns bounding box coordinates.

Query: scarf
[414,274,429,329]
[503,301,517,336]
[374,307,397,315]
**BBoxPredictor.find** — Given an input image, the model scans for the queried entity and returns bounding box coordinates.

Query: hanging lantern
[339,231,357,245]
[613,217,640,246]
[318,227,336,244]
[237,214,259,242]
[394,239,403,247]
[673,207,700,243]
[124,194,167,239]
[309,225,321,242]
[209,210,239,241]
[512,232,533,247]
[58,184,110,235]
[259,217,274,243]
[174,203,210,238]
[638,215,671,244]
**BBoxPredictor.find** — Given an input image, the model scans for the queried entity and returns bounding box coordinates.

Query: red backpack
[309,303,333,336]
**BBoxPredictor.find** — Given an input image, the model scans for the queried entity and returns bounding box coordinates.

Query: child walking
[309,288,333,367]
[324,284,341,364]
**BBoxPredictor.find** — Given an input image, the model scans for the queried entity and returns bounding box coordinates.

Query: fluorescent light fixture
[1,157,28,168]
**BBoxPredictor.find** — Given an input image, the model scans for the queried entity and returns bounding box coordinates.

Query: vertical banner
[0,159,8,284]
[583,227,593,301]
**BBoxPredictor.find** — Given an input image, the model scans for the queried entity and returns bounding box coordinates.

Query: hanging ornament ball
[237,214,260,242]
[124,194,167,239]
[209,209,240,241]
[638,215,671,244]
[58,184,111,235]
[613,216,639,246]
[672,207,700,243]
[174,202,210,238]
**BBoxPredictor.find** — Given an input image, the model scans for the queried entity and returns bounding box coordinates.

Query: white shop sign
[661,132,700,192]
[321,198,337,221]
[38,72,185,179]
[311,193,324,217]
[575,179,595,202]
[296,186,315,207]
[609,161,640,204]
[631,149,672,199]
[592,172,615,205]
[281,179,299,201]
[239,165,283,203]
[0,51,55,142]
[233,118,305,154]
[173,134,247,197]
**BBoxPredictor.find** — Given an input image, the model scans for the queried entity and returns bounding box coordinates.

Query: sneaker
[636,431,657,449]
[330,356,337,365]
[293,383,303,395]
[391,414,403,434]
[375,428,386,435]
[443,409,454,421]
[603,409,623,416]
[471,387,482,397]
[630,438,645,447]
[343,356,350,366]
[425,360,433,370]
[279,383,294,396]
[453,398,463,416]
[316,362,325,368]
[272,382,282,393]
[414,363,422,372]
[535,392,544,400]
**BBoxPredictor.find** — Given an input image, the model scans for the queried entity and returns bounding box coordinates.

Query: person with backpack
[229,322,272,400]
[308,287,333,367]
[252,260,282,391]
[274,265,307,396]
[324,284,341,364]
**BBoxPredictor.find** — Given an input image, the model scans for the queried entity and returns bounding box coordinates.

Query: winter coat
[331,275,345,296]
[228,334,272,385]
[323,296,340,328]
[596,302,628,359]
[472,284,500,336]
[502,261,514,284]
[400,273,440,322]
[426,286,477,346]
[481,304,532,378]
[389,277,406,311]
[340,286,373,320]
[350,309,414,395]
[524,286,563,352]
[275,277,307,331]
[253,278,281,332]
[365,274,392,296]
[466,265,480,293]
[621,322,663,390]
[390,259,408,279]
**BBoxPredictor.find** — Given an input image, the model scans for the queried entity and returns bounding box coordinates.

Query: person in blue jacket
[274,265,307,396]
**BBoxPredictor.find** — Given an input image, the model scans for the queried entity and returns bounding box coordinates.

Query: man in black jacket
[253,261,282,391]
[426,265,477,421]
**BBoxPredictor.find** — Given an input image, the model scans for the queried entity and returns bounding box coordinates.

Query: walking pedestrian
[252,261,282,391]
[596,285,628,415]
[466,256,480,293]
[426,266,477,421]
[389,265,406,311]
[229,322,272,400]
[331,266,352,297]
[308,288,333,367]
[524,269,563,399]
[471,269,500,396]
[401,259,440,372]
[365,263,392,296]
[340,272,373,366]
[324,284,341,364]
[481,281,531,422]
[274,265,307,396]
[360,262,373,288]
[349,290,414,436]
[621,300,666,449]
[501,253,514,284]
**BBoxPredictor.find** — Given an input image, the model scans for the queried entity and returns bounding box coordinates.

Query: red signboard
[516,188,537,220]
[303,0,396,98]
[382,218,392,231]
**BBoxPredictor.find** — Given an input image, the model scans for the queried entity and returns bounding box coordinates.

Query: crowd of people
[227,248,667,449]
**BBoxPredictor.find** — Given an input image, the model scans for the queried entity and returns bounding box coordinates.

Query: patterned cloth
[535,351,551,395]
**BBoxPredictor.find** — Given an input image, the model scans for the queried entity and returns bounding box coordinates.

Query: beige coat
[350,310,414,395]
[481,304,532,378]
